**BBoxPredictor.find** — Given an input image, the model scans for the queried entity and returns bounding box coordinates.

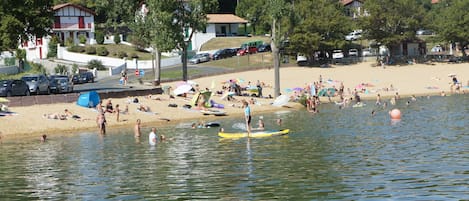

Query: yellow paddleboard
[218,129,290,138]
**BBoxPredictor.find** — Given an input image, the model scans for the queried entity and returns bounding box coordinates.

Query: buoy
[389,109,401,120]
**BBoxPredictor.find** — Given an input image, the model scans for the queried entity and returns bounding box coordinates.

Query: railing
[53,23,92,30]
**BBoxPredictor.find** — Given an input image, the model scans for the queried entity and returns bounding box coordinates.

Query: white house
[21,3,96,61]
[341,0,368,19]
[190,14,248,51]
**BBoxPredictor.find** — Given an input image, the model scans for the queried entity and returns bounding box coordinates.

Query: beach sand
[0,62,467,139]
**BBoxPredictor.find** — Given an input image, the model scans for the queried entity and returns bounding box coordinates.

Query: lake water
[0,95,467,200]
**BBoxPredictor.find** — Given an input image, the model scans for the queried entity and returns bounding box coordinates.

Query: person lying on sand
[43,113,66,120]
[137,104,151,112]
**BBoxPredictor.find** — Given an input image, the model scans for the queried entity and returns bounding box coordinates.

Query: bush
[68,45,85,53]
[72,63,79,74]
[85,46,97,54]
[130,52,139,59]
[96,31,104,44]
[79,35,87,44]
[65,37,74,47]
[47,36,59,58]
[55,64,67,74]
[97,46,109,56]
[116,51,127,58]
[87,59,105,70]
[31,62,46,74]
[113,33,121,44]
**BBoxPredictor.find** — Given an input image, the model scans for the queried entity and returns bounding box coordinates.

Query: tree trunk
[182,43,188,81]
[271,18,280,97]
[154,48,161,86]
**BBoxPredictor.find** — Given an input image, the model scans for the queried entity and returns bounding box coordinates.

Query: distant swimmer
[134,119,141,137]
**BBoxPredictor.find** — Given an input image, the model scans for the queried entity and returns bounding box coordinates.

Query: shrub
[113,33,121,44]
[95,31,104,44]
[97,46,109,56]
[55,64,67,74]
[47,36,59,58]
[68,45,85,53]
[31,62,46,74]
[65,37,74,47]
[130,52,139,59]
[79,35,87,44]
[116,51,127,58]
[87,59,105,70]
[85,46,97,54]
[71,63,79,74]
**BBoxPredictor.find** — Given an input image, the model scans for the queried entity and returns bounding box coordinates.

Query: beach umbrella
[173,84,193,95]
[187,80,197,85]
[0,97,10,103]
[292,87,303,92]
[272,95,289,107]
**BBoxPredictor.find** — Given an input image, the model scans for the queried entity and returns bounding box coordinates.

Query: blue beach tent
[77,91,101,108]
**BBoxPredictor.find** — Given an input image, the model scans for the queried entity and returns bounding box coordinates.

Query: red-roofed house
[20,3,96,61]
[341,0,367,19]
[190,14,248,51]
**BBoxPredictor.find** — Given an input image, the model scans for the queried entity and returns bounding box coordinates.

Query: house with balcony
[21,3,96,61]
[190,14,248,51]
[341,0,367,19]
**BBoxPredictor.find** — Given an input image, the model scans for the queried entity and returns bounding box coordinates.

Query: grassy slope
[200,36,271,51]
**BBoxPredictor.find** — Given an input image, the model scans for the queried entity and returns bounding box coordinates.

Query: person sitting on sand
[43,113,67,120]
[64,109,81,120]
[137,104,151,112]
[105,99,114,113]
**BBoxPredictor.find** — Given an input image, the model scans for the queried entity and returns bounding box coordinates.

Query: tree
[359,0,427,57]
[0,0,54,50]
[289,0,351,61]
[145,0,218,82]
[236,0,270,35]
[430,0,469,57]
[95,0,140,31]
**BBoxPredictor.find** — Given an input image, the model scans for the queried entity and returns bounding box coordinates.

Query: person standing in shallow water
[149,127,157,145]
[242,100,252,136]
[134,119,141,137]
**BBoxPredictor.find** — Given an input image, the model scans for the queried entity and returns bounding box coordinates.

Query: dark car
[257,44,271,52]
[73,72,94,84]
[211,49,234,60]
[49,75,70,93]
[0,80,31,97]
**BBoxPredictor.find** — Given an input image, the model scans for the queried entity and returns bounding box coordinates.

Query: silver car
[55,77,74,93]
[21,74,50,95]
[189,53,210,64]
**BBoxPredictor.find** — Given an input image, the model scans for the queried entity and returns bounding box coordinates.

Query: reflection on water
[0,95,467,200]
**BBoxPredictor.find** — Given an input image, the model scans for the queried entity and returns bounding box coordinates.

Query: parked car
[79,72,95,83]
[257,44,271,52]
[362,48,375,57]
[55,77,74,93]
[345,30,362,41]
[21,74,50,95]
[189,53,210,64]
[296,53,308,66]
[0,80,30,97]
[211,49,233,60]
[237,46,257,56]
[416,29,434,35]
[49,75,69,93]
[332,49,344,59]
[348,49,359,57]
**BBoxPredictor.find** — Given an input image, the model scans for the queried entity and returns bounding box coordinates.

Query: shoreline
[1,62,467,141]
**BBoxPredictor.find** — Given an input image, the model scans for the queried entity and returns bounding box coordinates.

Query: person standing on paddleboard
[243,100,252,136]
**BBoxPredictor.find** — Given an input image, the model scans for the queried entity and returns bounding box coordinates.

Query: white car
[345,30,362,41]
[332,50,344,59]
[348,49,359,57]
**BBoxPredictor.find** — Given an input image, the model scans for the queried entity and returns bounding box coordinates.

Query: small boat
[218,129,290,138]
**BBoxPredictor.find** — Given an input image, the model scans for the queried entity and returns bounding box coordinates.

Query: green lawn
[200,36,271,51]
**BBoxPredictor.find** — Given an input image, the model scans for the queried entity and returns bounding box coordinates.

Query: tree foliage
[430,0,469,56]
[359,0,426,55]
[0,0,54,50]
[236,0,270,35]
[289,0,351,60]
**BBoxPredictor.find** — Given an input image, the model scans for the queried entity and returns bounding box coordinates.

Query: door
[78,16,85,29]
[221,26,226,36]
[12,80,21,95]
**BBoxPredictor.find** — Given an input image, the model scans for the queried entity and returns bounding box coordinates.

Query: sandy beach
[0,61,467,139]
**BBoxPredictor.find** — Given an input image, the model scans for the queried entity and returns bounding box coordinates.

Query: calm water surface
[0,95,467,200]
